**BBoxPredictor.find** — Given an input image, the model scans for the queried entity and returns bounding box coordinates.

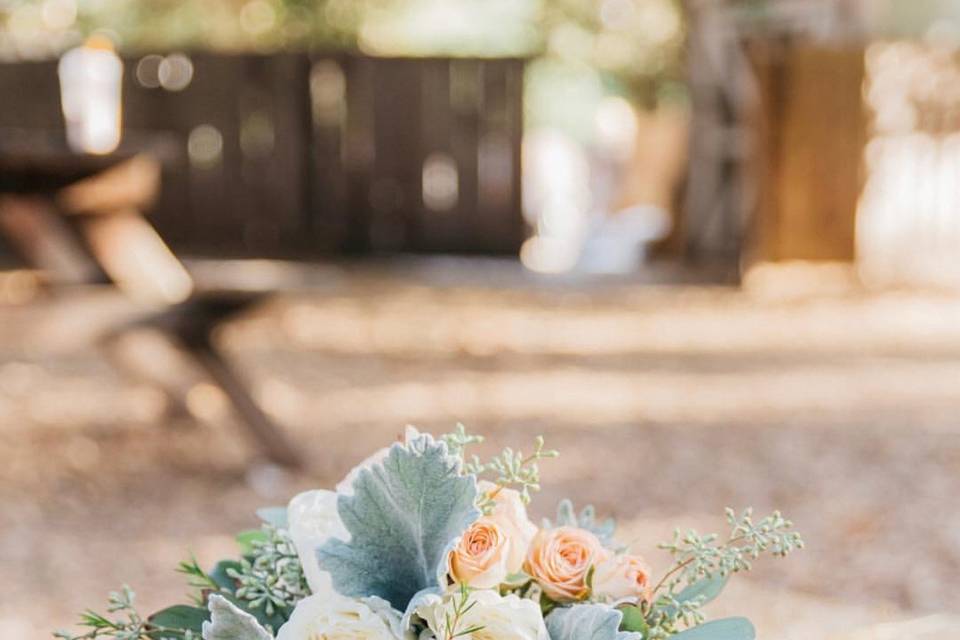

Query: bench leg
[97,329,196,427]
[187,338,303,469]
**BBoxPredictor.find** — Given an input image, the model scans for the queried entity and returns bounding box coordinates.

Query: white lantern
[58,35,124,155]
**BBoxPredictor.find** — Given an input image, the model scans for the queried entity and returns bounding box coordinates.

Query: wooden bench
[0,145,301,467]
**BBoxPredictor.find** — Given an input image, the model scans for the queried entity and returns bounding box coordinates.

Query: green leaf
[663,575,729,618]
[209,560,242,592]
[618,605,649,635]
[671,617,756,640]
[236,529,268,556]
[317,433,480,612]
[147,605,208,639]
[501,571,532,589]
[546,604,642,640]
[201,594,273,640]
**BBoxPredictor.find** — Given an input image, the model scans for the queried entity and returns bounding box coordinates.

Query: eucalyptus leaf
[317,433,480,611]
[147,605,208,639]
[502,571,533,589]
[202,594,273,640]
[618,605,648,635]
[546,604,642,640]
[209,560,242,592]
[256,506,289,529]
[671,617,756,640]
[236,529,269,556]
[662,574,729,618]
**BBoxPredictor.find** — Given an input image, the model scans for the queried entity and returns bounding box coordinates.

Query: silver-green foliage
[544,499,617,547]
[546,604,641,640]
[201,595,273,640]
[317,432,480,612]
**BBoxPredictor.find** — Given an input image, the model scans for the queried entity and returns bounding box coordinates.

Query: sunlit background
[2,1,960,638]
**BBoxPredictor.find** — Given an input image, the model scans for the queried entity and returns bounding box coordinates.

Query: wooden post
[744,41,867,266]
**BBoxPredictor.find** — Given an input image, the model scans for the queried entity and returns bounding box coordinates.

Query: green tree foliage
[0,0,686,100]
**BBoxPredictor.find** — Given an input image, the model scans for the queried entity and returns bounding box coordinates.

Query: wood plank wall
[0,54,526,259]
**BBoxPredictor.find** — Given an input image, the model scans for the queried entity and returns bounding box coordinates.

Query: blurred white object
[594,96,638,162]
[577,204,671,274]
[58,36,123,155]
[521,129,591,273]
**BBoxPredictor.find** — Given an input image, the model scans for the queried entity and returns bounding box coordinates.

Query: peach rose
[478,480,537,573]
[524,526,606,602]
[592,553,652,602]
[450,518,511,588]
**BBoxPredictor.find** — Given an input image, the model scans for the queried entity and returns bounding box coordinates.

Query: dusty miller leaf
[545,604,641,640]
[317,433,480,611]
[202,594,273,640]
[546,499,618,546]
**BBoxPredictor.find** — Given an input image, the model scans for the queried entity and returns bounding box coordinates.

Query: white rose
[277,593,402,640]
[287,489,348,595]
[417,590,548,640]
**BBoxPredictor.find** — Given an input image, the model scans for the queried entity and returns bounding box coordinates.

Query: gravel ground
[1,261,959,638]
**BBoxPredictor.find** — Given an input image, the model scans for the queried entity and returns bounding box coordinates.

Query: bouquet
[56,426,802,640]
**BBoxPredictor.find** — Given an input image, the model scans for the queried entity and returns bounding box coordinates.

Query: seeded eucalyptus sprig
[471,435,558,505]
[441,424,559,512]
[53,586,197,640]
[442,423,485,460]
[652,508,803,597]
[628,509,804,639]
[227,525,310,617]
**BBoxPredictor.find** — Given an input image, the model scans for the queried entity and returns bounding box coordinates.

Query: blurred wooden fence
[745,41,866,265]
[743,39,960,288]
[683,0,867,276]
[0,53,525,259]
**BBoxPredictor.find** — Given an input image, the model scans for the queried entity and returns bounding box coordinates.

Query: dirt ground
[2,260,959,638]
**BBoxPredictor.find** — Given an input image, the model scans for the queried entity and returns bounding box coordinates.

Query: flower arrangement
[56,426,803,640]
